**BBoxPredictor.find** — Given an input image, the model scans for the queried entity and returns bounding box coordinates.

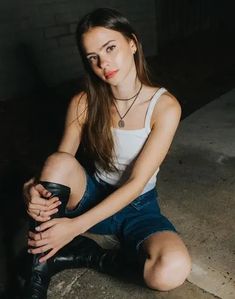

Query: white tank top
[94,87,167,194]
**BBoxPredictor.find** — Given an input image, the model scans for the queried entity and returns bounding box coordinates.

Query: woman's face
[82,26,137,85]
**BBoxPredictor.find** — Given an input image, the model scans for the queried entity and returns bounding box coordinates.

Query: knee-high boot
[21,182,146,297]
[22,181,70,299]
[50,236,146,282]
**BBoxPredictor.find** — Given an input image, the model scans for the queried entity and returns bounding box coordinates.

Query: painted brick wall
[155,0,235,51]
[0,0,157,100]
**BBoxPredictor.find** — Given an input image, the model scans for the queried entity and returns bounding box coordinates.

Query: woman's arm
[25,92,87,221]
[72,92,182,233]
[58,91,87,155]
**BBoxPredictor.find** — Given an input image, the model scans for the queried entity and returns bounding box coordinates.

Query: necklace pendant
[118,119,125,128]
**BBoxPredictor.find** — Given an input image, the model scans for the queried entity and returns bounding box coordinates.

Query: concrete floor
[48,269,219,299]
[0,28,235,298]
[158,89,235,299]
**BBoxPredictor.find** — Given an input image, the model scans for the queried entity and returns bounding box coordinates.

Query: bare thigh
[40,152,87,209]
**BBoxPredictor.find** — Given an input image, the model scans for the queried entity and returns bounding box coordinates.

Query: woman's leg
[39,151,87,209]
[142,231,191,291]
[23,152,88,298]
[36,154,135,275]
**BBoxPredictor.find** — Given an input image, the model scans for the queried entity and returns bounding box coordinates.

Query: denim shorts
[65,171,177,254]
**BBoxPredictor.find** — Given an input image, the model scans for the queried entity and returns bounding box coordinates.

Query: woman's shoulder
[145,85,180,107]
[151,87,181,125]
[67,91,88,125]
[70,91,88,108]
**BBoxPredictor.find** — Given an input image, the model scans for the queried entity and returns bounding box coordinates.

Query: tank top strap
[144,87,167,132]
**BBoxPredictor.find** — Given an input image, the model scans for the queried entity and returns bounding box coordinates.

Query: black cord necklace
[113,83,143,128]
[113,82,143,101]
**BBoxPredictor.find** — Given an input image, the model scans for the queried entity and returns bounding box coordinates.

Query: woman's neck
[111,69,141,100]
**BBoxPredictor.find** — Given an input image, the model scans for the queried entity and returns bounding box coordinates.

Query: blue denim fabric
[65,171,177,253]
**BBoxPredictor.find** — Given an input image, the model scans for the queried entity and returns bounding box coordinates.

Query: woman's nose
[98,55,109,69]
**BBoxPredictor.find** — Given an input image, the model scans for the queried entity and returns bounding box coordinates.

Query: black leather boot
[22,181,70,299]
[50,236,141,279]
[19,234,143,296]
[50,235,124,275]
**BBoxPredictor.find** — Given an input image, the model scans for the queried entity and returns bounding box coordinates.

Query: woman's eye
[106,45,116,53]
[87,56,97,63]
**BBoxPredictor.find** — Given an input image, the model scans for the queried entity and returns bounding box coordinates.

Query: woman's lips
[104,70,118,79]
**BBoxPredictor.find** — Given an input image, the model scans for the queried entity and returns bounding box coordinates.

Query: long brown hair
[76,8,155,173]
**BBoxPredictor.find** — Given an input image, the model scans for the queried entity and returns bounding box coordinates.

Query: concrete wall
[0,0,157,100]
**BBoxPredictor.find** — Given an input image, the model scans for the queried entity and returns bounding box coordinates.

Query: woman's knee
[143,251,191,291]
[40,152,82,182]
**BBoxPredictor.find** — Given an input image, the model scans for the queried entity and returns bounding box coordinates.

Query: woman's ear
[130,34,137,54]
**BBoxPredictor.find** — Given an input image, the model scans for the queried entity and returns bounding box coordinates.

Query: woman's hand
[23,179,62,222]
[28,217,77,263]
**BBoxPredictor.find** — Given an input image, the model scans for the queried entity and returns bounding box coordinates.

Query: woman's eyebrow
[86,40,116,56]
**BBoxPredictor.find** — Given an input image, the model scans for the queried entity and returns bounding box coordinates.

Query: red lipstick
[104,70,118,79]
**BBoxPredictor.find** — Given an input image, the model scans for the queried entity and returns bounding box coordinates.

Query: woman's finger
[28,199,61,213]
[29,195,60,208]
[28,237,49,248]
[29,208,59,221]
[29,244,52,255]
[28,230,49,240]
[29,205,60,217]
[27,211,53,222]
[35,219,56,232]
[28,230,40,240]
[28,229,50,245]
[27,197,61,220]
[39,248,58,263]
[26,208,49,222]
[34,184,52,198]
[26,209,40,221]
[29,185,57,205]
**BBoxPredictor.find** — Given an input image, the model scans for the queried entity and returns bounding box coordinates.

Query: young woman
[22,7,191,298]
